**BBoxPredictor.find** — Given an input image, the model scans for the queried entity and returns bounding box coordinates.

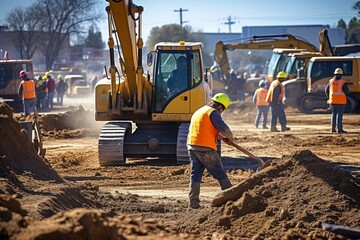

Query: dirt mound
[174,150,360,239]
[40,106,100,138]
[0,103,61,182]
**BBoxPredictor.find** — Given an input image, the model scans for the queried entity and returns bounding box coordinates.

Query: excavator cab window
[308,60,353,84]
[153,50,202,112]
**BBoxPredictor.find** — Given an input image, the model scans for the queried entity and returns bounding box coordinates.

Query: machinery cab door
[152,50,202,120]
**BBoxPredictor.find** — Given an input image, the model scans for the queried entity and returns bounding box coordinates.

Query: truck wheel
[298,94,314,114]
[345,96,358,113]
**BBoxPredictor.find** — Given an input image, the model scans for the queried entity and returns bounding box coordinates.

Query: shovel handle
[219,134,265,167]
[229,141,265,167]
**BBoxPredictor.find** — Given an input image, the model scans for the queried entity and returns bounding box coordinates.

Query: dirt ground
[0,98,360,239]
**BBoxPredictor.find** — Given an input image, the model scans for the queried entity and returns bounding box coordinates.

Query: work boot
[338,129,347,134]
[263,126,268,129]
[271,127,279,132]
[330,129,336,133]
[188,181,201,209]
[218,177,232,190]
[281,126,290,132]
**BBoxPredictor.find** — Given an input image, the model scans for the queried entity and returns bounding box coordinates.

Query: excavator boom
[214,33,319,83]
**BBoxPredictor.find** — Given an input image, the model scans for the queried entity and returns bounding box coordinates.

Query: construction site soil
[0,99,359,239]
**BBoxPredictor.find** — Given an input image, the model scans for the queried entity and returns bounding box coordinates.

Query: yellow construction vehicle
[214,30,332,94]
[0,59,45,156]
[95,0,213,166]
[0,59,34,109]
[285,56,360,113]
[214,33,319,93]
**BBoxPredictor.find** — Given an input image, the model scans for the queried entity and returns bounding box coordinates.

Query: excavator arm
[318,29,334,56]
[214,34,319,83]
[106,0,145,115]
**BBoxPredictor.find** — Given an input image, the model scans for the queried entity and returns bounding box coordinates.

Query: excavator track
[98,121,131,166]
[176,123,190,164]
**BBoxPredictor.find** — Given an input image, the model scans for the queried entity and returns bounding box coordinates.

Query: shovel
[220,135,265,168]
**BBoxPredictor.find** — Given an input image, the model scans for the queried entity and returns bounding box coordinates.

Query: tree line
[4,0,102,69]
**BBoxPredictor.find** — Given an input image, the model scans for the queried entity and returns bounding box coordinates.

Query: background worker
[18,70,37,116]
[325,68,349,134]
[253,80,269,129]
[187,93,234,209]
[266,71,290,132]
[35,75,47,110]
[56,75,68,106]
[46,72,56,109]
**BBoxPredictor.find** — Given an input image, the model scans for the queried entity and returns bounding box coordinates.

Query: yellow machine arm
[106,0,145,115]
[318,29,334,57]
[214,34,319,83]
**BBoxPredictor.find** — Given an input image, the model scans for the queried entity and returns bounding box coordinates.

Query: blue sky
[0,0,357,42]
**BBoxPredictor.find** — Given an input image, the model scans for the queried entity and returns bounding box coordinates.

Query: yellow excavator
[214,30,333,94]
[95,0,212,166]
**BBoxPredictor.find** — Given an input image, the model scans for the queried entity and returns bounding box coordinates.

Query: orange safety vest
[187,105,219,150]
[266,80,284,103]
[255,88,269,106]
[329,78,347,104]
[21,80,36,100]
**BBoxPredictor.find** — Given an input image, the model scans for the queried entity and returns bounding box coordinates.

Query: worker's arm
[252,90,257,104]
[342,82,350,95]
[209,110,234,141]
[18,82,23,97]
[324,83,330,98]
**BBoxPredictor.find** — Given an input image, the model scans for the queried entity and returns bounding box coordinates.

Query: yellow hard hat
[277,71,287,79]
[211,93,230,110]
[57,74,63,79]
[334,68,343,75]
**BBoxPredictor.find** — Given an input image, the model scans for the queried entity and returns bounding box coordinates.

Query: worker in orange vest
[187,93,234,209]
[253,80,269,129]
[18,70,37,116]
[266,71,290,132]
[325,68,349,134]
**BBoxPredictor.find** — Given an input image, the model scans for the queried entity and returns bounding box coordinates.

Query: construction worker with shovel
[187,93,234,209]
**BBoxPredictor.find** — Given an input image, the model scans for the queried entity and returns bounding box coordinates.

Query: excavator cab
[148,42,211,119]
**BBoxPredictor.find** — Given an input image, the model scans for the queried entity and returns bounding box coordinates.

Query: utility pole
[224,16,236,33]
[174,8,188,27]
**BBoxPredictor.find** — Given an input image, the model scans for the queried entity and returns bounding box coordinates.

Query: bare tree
[32,0,101,69]
[6,7,41,59]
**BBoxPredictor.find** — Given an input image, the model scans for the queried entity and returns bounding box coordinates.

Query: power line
[174,8,188,27]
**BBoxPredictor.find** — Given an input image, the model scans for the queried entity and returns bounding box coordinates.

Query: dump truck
[94,0,213,166]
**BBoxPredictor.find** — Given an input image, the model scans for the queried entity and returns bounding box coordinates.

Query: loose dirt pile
[40,105,101,138]
[0,103,190,239]
[1,101,360,239]
[0,103,61,182]
[173,150,360,239]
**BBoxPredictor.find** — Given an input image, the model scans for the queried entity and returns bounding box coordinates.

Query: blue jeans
[47,91,55,109]
[331,104,345,131]
[269,103,287,128]
[255,106,269,128]
[23,98,37,116]
[188,149,228,183]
